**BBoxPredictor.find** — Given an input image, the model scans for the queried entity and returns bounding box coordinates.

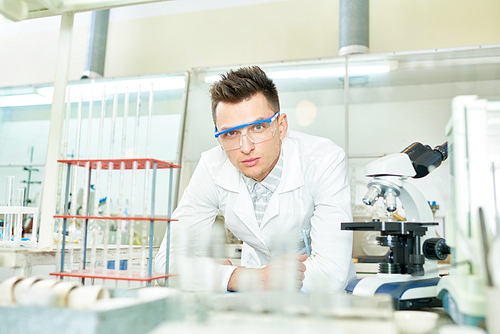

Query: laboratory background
[0,0,499,333]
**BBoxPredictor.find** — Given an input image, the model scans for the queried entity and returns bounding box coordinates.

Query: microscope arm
[398,182,434,223]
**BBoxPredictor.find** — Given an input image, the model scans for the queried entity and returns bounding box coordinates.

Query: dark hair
[209,66,280,125]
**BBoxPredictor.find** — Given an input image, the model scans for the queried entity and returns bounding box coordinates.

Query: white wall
[1,0,500,88]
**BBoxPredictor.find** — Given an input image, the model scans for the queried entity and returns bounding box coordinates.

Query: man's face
[215,93,288,182]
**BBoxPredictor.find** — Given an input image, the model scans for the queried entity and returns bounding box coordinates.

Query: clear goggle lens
[217,121,276,151]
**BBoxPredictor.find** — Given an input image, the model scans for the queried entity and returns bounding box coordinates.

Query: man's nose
[240,134,255,153]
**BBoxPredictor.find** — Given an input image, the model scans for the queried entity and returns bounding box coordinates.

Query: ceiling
[1,0,166,21]
[1,0,288,22]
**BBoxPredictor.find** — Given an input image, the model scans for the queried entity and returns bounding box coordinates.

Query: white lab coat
[154,130,356,292]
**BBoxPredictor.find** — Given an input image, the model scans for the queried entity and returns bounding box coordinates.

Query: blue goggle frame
[214,112,280,138]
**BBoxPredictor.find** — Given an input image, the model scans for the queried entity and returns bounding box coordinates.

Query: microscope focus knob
[423,238,450,261]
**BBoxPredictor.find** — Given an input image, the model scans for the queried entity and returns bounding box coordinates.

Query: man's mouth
[241,157,260,167]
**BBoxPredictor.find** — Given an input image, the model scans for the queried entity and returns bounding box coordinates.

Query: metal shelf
[52,157,178,286]
[57,158,181,170]
[50,268,172,282]
[54,215,177,222]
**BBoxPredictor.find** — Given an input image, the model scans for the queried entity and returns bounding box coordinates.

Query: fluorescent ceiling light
[0,76,185,108]
[38,76,185,102]
[0,94,52,107]
[204,62,396,83]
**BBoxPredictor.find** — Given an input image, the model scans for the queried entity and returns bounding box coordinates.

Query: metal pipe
[339,0,369,56]
[82,10,110,79]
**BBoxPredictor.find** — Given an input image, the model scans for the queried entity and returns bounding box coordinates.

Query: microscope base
[346,275,441,310]
[436,275,486,326]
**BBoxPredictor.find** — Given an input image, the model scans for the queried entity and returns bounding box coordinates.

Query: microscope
[342,142,450,310]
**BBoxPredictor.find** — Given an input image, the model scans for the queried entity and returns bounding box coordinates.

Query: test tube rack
[0,206,38,248]
[50,158,180,285]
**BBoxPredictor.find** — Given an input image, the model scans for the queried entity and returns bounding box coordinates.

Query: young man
[154,66,356,292]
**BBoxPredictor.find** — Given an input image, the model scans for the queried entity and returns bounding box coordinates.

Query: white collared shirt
[243,150,283,225]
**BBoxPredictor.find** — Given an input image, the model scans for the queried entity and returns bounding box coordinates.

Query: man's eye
[224,131,238,138]
[253,124,265,131]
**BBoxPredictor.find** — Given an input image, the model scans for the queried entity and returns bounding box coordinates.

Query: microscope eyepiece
[401,141,448,178]
[434,142,448,161]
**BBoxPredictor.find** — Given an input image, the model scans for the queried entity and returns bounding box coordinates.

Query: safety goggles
[214,112,280,151]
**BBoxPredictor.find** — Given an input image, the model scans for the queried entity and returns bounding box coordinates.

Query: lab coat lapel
[215,157,264,244]
[214,158,239,192]
[260,137,304,229]
[232,183,263,242]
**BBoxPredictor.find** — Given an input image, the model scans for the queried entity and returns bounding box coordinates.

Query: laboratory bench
[149,297,456,334]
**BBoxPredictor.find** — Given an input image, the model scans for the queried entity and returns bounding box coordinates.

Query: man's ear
[279,113,288,140]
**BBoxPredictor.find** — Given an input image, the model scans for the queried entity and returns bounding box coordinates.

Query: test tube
[109,88,120,275]
[146,84,153,158]
[58,89,73,213]
[54,92,72,264]
[302,229,311,257]
[140,160,150,278]
[128,88,141,275]
[128,164,137,275]
[120,89,129,276]
[18,187,25,207]
[69,95,83,270]
[140,85,154,279]
[81,85,94,271]
[90,89,106,274]
[13,188,25,244]
[4,176,15,242]
[102,89,118,274]
[90,166,101,274]
[116,165,124,276]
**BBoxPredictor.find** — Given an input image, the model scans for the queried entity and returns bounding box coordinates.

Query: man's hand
[227,254,307,291]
